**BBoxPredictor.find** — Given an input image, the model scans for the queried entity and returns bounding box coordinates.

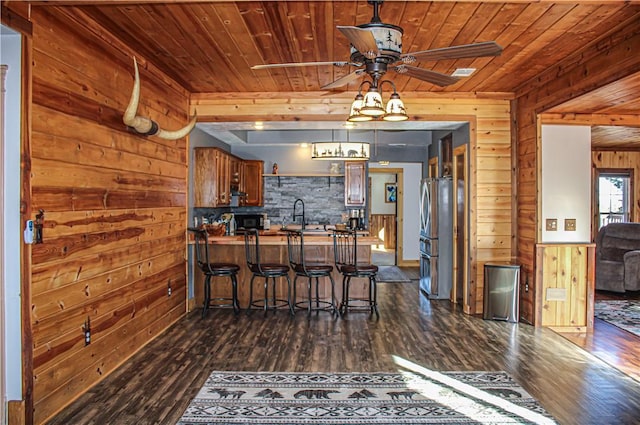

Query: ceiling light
[451,68,476,77]
[254,121,264,130]
[311,130,369,161]
[300,142,308,148]
[311,142,370,161]
[348,79,408,123]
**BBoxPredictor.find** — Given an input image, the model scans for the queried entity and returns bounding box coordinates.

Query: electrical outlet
[546,218,557,231]
[565,218,576,231]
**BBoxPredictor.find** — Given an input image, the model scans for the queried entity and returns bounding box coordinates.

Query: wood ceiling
[36,1,640,147]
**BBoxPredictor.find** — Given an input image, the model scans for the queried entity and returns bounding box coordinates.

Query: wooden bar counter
[189,226,380,312]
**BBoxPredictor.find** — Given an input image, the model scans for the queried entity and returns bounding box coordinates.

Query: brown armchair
[595,222,640,293]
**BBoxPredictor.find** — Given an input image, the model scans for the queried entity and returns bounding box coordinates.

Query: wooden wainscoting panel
[535,244,595,332]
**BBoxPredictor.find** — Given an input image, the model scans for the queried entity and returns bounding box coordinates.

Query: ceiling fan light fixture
[348,93,373,122]
[383,92,408,121]
[360,88,385,117]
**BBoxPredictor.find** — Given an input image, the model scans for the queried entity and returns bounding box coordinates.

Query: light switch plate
[546,218,557,231]
[565,218,576,231]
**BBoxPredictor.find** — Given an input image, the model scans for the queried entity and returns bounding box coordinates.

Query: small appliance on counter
[234,214,265,230]
[348,209,366,230]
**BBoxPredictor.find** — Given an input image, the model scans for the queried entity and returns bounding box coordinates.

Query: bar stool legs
[293,273,338,317]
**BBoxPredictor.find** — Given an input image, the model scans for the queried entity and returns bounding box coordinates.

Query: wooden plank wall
[592,150,640,223]
[191,94,514,314]
[29,7,189,423]
[514,17,640,325]
[534,244,595,333]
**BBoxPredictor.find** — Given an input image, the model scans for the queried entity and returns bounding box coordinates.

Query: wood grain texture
[516,17,640,325]
[28,7,189,423]
[59,1,640,101]
[534,244,595,332]
[46,279,640,425]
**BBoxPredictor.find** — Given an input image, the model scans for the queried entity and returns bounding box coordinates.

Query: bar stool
[243,228,294,315]
[332,229,379,318]
[285,230,337,316]
[189,227,241,317]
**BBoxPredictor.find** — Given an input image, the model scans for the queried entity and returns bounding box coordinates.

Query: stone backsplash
[262,175,348,226]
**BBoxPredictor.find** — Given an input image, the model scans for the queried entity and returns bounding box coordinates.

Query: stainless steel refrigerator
[419,177,453,299]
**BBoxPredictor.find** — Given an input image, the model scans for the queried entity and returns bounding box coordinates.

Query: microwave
[234,214,264,230]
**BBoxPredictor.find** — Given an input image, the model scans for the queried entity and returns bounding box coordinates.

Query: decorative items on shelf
[329,162,341,174]
[272,163,279,174]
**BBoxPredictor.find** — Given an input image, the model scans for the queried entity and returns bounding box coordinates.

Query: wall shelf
[262,173,344,177]
[263,173,344,188]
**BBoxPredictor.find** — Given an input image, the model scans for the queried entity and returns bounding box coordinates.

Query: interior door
[452,145,468,307]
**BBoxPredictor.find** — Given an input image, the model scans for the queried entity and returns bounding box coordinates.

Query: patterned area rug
[376,266,411,282]
[177,371,556,424]
[594,300,640,337]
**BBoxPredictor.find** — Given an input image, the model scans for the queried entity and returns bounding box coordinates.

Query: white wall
[370,173,396,215]
[370,162,422,262]
[541,125,591,242]
[1,26,23,400]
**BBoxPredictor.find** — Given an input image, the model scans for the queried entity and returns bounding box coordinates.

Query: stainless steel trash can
[483,263,520,323]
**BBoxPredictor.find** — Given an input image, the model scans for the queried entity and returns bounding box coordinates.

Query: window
[597,171,632,229]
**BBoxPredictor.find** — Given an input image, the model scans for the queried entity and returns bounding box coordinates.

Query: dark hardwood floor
[48,273,640,425]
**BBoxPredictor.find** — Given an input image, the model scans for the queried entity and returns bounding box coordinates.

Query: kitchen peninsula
[190,225,380,311]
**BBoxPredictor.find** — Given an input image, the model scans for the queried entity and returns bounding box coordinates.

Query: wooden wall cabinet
[242,160,264,206]
[194,147,231,207]
[345,161,366,206]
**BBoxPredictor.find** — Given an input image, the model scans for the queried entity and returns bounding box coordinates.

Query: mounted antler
[123,57,196,140]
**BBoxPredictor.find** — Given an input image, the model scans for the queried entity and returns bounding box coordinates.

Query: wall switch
[565,218,576,231]
[546,218,557,231]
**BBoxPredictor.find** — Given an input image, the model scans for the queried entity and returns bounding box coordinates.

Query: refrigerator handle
[425,181,431,235]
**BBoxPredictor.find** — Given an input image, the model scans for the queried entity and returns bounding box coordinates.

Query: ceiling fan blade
[395,65,460,87]
[337,26,378,58]
[251,61,350,70]
[321,69,365,90]
[403,41,503,61]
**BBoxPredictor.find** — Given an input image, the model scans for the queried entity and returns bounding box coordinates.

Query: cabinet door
[345,161,366,206]
[230,155,242,195]
[194,148,219,207]
[216,150,230,205]
[242,160,264,206]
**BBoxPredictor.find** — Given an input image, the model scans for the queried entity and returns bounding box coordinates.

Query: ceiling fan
[251,0,503,90]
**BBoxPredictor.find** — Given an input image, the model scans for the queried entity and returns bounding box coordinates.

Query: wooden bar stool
[332,229,379,318]
[243,228,294,315]
[189,227,241,317]
[285,230,337,316]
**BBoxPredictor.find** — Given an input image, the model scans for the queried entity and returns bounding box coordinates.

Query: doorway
[368,168,403,266]
[452,145,468,308]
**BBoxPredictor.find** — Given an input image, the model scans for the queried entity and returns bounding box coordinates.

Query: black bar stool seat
[286,230,337,316]
[188,227,241,317]
[332,229,379,318]
[244,228,294,315]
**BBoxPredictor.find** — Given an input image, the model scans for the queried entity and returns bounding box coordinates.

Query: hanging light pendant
[346,78,408,122]
[360,86,385,117]
[383,91,408,121]
[348,93,372,122]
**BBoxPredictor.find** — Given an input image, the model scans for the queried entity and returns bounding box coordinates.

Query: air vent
[451,68,476,77]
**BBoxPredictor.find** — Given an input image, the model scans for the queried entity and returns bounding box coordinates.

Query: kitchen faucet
[293,198,305,230]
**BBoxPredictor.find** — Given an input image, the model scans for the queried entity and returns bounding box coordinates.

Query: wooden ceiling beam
[540,113,640,126]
